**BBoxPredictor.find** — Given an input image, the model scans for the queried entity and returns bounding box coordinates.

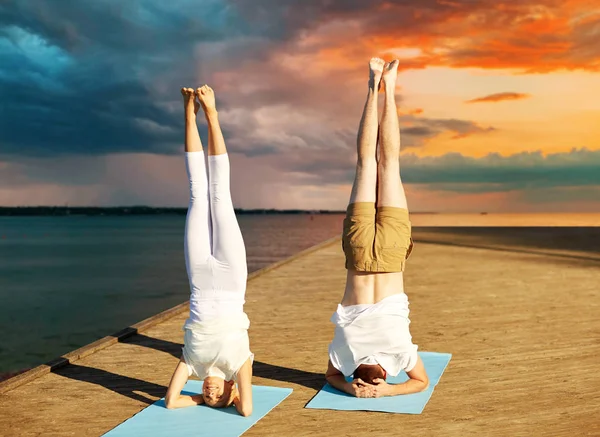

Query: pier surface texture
[1,227,600,437]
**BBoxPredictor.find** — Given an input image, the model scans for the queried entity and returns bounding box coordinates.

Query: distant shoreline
[0,206,339,216]
[0,206,441,216]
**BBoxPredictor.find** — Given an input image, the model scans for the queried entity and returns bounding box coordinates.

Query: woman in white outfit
[164,85,253,417]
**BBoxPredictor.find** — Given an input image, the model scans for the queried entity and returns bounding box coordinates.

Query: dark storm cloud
[230,0,485,34]
[0,0,267,157]
[0,0,245,53]
[0,76,181,156]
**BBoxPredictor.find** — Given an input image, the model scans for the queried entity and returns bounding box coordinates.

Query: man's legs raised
[348,57,385,205]
[377,60,407,209]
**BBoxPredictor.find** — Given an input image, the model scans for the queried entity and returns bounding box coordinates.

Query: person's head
[202,376,236,408]
[353,364,387,384]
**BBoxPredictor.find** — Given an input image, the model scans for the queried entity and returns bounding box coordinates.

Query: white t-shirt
[182,312,253,381]
[328,293,418,377]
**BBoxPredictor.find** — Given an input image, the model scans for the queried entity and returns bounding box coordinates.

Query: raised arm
[373,356,429,397]
[233,357,253,417]
[325,360,376,398]
[164,359,204,409]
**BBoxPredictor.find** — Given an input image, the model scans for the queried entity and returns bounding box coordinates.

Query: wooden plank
[1,230,600,437]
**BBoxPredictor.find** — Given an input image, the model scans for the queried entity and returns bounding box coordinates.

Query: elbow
[419,377,430,393]
[164,396,177,409]
[325,375,339,389]
[239,406,253,417]
[324,371,338,385]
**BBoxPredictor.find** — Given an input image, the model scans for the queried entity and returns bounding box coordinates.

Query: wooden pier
[1,227,600,436]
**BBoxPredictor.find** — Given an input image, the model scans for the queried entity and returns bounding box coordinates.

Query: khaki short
[342,202,414,272]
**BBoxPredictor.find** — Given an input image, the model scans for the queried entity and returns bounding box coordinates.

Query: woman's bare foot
[181,87,199,118]
[369,57,385,91]
[382,60,399,92]
[196,85,217,116]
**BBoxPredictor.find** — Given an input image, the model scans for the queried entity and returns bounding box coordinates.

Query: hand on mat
[350,378,377,398]
[372,378,393,398]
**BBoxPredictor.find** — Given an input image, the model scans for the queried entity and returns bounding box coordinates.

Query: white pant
[184,152,247,323]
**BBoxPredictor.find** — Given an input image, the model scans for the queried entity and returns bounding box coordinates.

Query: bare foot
[382,60,399,91]
[369,57,385,90]
[181,87,199,117]
[196,85,217,116]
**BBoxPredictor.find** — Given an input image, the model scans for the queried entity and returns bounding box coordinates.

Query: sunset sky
[1,0,599,212]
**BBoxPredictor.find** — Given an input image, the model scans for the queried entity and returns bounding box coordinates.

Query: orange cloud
[284,1,600,73]
[465,92,531,104]
[398,108,424,116]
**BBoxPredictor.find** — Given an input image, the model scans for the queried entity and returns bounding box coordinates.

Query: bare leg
[348,58,385,204]
[197,85,227,156]
[182,88,203,153]
[377,60,408,209]
[341,59,384,307]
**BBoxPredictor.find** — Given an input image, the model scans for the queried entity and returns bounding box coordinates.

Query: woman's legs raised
[197,85,247,288]
[165,88,210,407]
[181,88,212,290]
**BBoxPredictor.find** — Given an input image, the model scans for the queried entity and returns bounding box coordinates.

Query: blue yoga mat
[305,351,451,414]
[103,381,292,437]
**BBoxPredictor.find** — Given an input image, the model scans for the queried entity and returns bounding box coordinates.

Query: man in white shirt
[325,58,429,398]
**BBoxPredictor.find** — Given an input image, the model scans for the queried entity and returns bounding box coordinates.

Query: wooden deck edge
[0,236,341,395]
[246,235,340,281]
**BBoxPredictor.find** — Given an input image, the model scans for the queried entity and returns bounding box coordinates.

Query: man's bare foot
[181,87,199,117]
[369,57,385,90]
[382,60,399,91]
[196,85,217,116]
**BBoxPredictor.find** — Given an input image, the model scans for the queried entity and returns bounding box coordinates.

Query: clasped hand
[349,377,393,398]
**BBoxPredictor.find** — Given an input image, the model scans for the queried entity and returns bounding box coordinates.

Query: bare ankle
[383,80,396,93]
[204,109,218,122]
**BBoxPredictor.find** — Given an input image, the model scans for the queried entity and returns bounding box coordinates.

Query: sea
[2,211,599,378]
[0,214,344,376]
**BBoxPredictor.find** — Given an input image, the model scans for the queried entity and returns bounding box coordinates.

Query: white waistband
[183,311,250,333]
